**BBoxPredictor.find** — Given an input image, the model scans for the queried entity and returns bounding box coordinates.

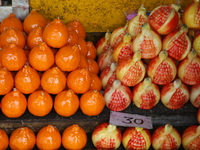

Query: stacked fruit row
[1,122,199,150]
[0,124,87,150]
[91,122,200,149]
[0,10,106,119]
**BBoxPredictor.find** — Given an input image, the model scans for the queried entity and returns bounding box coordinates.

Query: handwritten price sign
[109,111,153,129]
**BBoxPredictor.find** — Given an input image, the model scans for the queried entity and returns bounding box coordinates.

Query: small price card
[109,111,153,129]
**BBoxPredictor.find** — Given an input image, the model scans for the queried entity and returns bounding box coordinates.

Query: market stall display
[0,0,199,149]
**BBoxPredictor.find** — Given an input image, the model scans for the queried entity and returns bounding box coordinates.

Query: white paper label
[109,111,153,129]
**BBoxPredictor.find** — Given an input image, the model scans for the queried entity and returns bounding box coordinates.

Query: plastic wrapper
[12,0,29,21]
[0,6,12,22]
[124,9,138,20]
[124,6,150,20]
[0,0,29,22]
[12,0,29,7]
[12,7,29,21]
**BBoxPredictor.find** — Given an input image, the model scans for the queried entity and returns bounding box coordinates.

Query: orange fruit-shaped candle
[29,42,54,71]
[86,41,97,60]
[23,10,47,34]
[87,58,99,75]
[9,127,36,150]
[24,49,30,65]
[67,68,92,94]
[28,90,53,117]
[77,36,88,56]
[80,90,105,116]
[66,26,79,45]
[1,88,27,118]
[51,48,58,55]
[0,67,14,95]
[66,19,86,39]
[89,73,102,92]
[62,124,87,150]
[24,37,29,52]
[0,48,4,66]
[36,125,61,150]
[41,67,67,94]
[55,45,81,72]
[43,18,68,48]
[0,129,9,150]
[1,43,26,71]
[0,35,1,48]
[54,90,79,117]
[0,27,25,49]
[0,13,23,32]
[27,27,43,50]
[15,65,40,94]
[46,20,51,25]
[78,52,89,69]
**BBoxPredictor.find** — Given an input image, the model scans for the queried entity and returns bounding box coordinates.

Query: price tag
[109,111,153,129]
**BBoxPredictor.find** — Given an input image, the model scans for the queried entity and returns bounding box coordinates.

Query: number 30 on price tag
[109,111,153,129]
